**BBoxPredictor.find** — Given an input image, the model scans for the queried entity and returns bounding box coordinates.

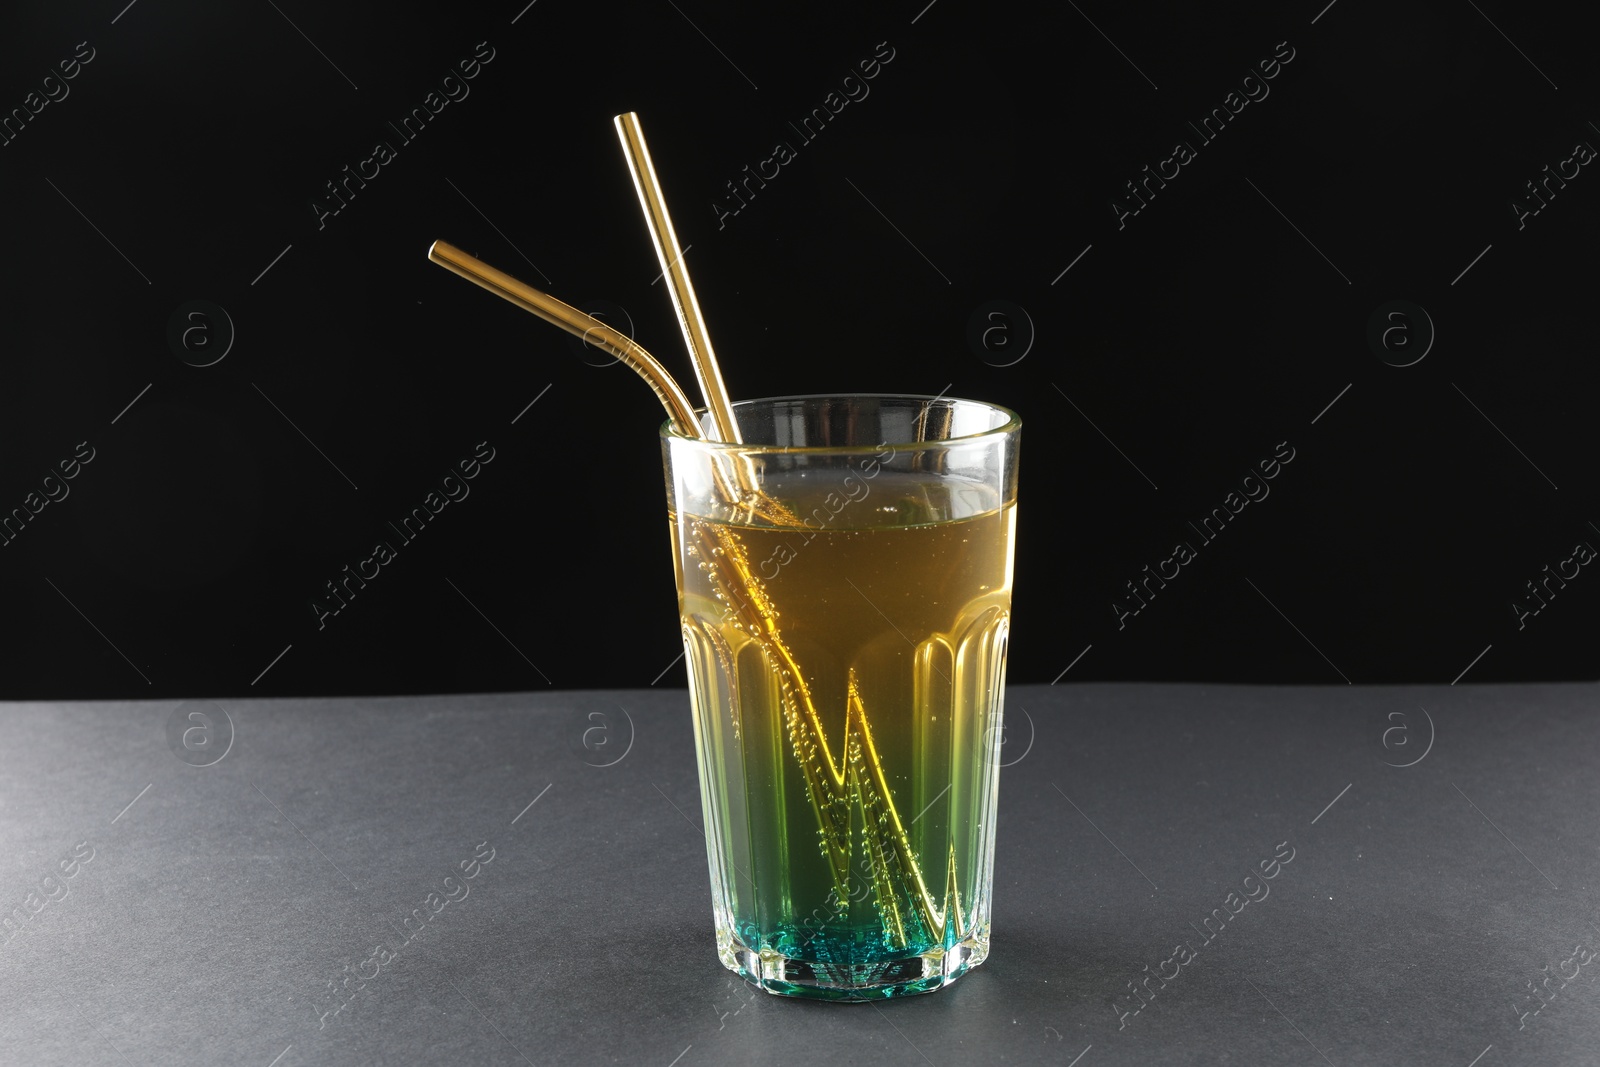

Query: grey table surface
[1,683,1597,1066]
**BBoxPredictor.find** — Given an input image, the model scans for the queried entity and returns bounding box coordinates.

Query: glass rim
[660,392,1022,454]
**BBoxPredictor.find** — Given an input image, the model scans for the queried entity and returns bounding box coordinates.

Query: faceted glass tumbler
[660,394,1021,1000]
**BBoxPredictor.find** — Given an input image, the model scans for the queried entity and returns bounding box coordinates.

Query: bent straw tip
[429,241,481,275]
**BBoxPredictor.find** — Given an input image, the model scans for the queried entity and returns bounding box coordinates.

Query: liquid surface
[671,473,1016,973]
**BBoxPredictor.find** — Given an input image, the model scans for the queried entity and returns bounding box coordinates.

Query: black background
[1,0,1595,698]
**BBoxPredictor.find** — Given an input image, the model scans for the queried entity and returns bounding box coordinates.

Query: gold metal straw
[427,240,702,437]
[613,112,742,444]
[429,239,801,527]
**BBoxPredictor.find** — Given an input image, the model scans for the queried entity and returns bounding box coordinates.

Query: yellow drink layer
[671,472,1015,982]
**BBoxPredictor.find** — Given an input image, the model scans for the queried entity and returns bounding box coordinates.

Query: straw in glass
[603,118,952,939]
[427,139,952,945]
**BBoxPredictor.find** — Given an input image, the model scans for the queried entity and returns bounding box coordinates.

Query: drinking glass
[661,394,1021,1000]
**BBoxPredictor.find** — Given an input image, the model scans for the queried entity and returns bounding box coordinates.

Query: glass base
[716,923,990,1001]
